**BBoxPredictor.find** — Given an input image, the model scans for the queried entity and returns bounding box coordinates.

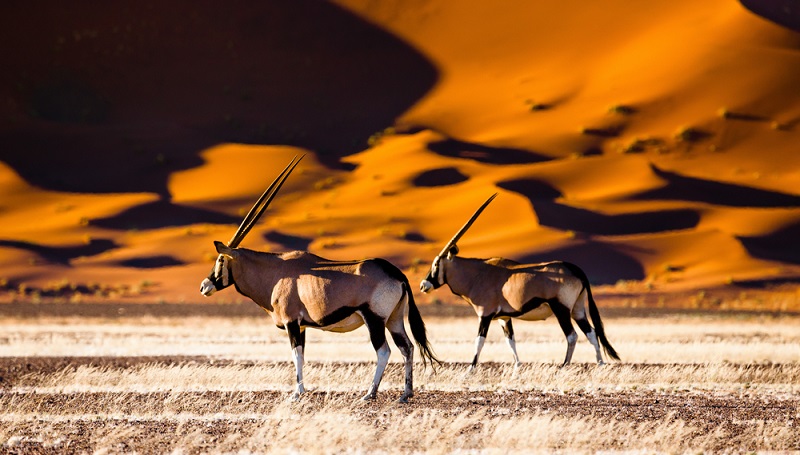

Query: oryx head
[200,155,303,296]
[419,193,497,293]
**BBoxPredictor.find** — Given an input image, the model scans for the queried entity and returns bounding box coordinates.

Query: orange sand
[1,0,799,307]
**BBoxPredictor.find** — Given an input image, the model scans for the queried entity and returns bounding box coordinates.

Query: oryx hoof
[290,392,302,402]
[397,392,413,404]
[361,392,377,401]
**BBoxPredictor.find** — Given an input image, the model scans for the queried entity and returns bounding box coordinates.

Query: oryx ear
[446,245,459,259]
[214,240,235,257]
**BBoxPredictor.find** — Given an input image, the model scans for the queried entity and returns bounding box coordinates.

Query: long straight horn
[228,155,304,247]
[438,193,498,257]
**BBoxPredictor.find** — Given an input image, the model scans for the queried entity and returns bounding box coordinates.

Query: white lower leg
[586,329,604,365]
[364,342,391,400]
[467,336,486,374]
[505,336,521,367]
[562,332,578,366]
[291,346,305,399]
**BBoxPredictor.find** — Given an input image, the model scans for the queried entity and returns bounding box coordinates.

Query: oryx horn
[227,155,304,248]
[438,193,498,257]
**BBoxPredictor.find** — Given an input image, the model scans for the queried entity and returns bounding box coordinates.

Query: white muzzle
[200,278,216,296]
[420,280,433,293]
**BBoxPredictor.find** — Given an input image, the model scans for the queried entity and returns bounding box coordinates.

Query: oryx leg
[498,318,521,368]
[361,310,391,401]
[286,321,306,401]
[575,317,604,365]
[387,309,414,403]
[468,315,493,374]
[550,302,578,366]
[572,289,604,365]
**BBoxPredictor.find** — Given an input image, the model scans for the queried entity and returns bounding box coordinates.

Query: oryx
[419,194,619,370]
[200,156,439,402]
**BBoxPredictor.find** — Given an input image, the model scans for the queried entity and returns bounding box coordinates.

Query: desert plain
[1,0,799,453]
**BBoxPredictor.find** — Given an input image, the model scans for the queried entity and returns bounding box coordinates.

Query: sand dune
[0,0,798,307]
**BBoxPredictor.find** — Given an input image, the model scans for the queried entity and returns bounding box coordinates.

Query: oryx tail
[376,258,440,368]
[406,281,440,369]
[561,262,620,361]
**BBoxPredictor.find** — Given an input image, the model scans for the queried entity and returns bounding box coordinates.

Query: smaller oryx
[420,194,619,370]
[200,156,439,402]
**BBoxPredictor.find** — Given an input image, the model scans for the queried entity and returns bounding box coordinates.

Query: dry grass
[1,312,799,453]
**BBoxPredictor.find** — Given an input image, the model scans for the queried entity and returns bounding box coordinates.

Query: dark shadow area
[633,165,800,207]
[732,277,800,289]
[118,256,185,268]
[738,221,800,265]
[0,238,118,265]
[427,139,551,165]
[90,200,240,230]
[740,0,800,31]
[412,167,469,187]
[497,178,562,201]
[0,1,438,195]
[532,200,701,236]
[263,231,313,251]
[401,231,428,243]
[516,242,646,284]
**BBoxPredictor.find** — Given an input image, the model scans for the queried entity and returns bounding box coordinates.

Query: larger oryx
[200,156,439,402]
[420,194,619,370]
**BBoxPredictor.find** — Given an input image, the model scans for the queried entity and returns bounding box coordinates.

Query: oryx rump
[419,194,619,369]
[201,156,438,402]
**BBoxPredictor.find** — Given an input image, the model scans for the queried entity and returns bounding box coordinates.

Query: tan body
[230,249,404,332]
[203,242,438,403]
[421,253,619,369]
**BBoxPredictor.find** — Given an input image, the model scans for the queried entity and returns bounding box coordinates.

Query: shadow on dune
[517,242,646,285]
[634,165,800,208]
[263,231,313,251]
[499,177,700,236]
[0,239,118,265]
[118,256,185,269]
[89,200,240,230]
[532,201,701,236]
[427,138,551,164]
[413,167,470,187]
[739,0,800,32]
[739,220,800,265]
[0,2,438,196]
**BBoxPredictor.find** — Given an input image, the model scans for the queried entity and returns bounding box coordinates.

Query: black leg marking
[391,332,412,353]
[286,320,304,349]
[501,319,515,340]
[471,316,493,368]
[575,317,593,336]
[550,300,578,366]
[477,315,493,338]
[362,309,387,351]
